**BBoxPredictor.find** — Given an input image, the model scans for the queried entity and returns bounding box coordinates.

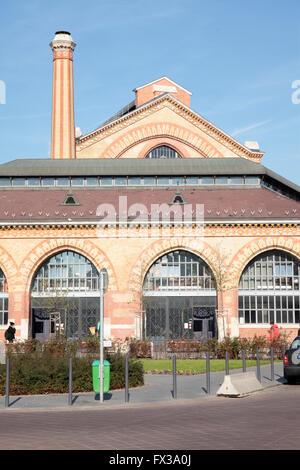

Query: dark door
[193,307,215,342]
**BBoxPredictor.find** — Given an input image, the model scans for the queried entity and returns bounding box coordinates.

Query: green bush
[0,339,144,396]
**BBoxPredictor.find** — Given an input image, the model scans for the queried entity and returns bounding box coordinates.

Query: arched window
[142,250,217,340]
[145,145,182,159]
[143,250,216,292]
[32,251,99,294]
[0,268,8,325]
[238,250,300,324]
[31,251,102,340]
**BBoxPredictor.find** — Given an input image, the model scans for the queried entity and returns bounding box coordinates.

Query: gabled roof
[76,93,265,162]
[133,76,192,95]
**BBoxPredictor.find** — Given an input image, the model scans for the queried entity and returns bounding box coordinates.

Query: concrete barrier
[217,371,263,397]
[0,341,6,364]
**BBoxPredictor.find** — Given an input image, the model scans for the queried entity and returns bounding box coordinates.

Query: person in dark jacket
[4,322,16,343]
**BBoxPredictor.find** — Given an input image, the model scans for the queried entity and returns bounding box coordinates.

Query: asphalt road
[0,383,299,451]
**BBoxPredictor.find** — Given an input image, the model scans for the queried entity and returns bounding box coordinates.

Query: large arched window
[145,145,182,159]
[31,251,102,340]
[0,269,8,325]
[142,250,217,340]
[238,250,300,324]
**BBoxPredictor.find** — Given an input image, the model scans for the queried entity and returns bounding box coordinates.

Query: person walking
[269,321,280,341]
[4,322,16,344]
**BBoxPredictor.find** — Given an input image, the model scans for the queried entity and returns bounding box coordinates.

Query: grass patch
[140,359,279,374]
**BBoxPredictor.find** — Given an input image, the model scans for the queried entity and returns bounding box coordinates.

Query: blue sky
[0,0,299,184]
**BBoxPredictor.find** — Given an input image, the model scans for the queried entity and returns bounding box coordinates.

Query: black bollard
[5,357,9,408]
[68,357,72,406]
[256,349,261,383]
[173,355,177,399]
[125,354,129,403]
[206,351,210,395]
[242,350,246,373]
[225,351,229,375]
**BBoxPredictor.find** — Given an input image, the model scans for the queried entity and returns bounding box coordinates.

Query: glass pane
[171,177,185,186]
[202,176,214,185]
[12,178,26,186]
[27,178,40,186]
[128,177,141,186]
[215,176,228,185]
[0,178,10,186]
[56,178,70,186]
[115,177,127,186]
[42,178,55,186]
[157,177,170,185]
[230,176,244,185]
[86,177,99,186]
[100,177,113,186]
[143,177,156,185]
[186,176,199,185]
[72,177,84,186]
[245,176,260,185]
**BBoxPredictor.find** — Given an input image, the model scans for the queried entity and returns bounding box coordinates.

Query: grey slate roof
[0,158,298,193]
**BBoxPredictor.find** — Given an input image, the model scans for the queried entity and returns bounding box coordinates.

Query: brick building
[0,31,299,342]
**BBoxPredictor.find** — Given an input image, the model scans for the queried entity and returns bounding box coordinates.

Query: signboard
[104,340,112,348]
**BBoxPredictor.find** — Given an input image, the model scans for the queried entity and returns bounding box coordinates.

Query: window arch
[238,250,300,324]
[31,250,100,295]
[0,268,8,325]
[142,250,217,340]
[31,250,103,340]
[145,145,182,159]
[143,250,216,292]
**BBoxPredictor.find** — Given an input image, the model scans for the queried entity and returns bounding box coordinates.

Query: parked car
[284,336,300,384]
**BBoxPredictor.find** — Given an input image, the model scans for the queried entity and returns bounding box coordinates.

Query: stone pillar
[104,291,142,340]
[50,31,76,159]
[217,288,239,339]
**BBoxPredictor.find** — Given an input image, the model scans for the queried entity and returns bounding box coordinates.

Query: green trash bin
[92,360,111,394]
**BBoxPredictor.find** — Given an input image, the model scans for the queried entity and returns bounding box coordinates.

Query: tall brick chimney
[50,31,76,159]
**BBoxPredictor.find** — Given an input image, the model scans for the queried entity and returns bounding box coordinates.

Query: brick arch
[18,239,118,294]
[103,122,224,159]
[0,245,19,291]
[230,237,300,288]
[141,139,188,159]
[127,237,221,293]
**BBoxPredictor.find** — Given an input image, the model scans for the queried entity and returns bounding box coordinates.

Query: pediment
[76,94,264,162]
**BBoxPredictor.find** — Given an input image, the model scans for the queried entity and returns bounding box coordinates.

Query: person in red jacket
[269,321,280,341]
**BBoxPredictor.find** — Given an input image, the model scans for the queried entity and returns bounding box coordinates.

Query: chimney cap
[55,31,71,35]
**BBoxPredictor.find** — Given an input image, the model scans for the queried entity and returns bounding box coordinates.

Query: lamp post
[99,269,107,404]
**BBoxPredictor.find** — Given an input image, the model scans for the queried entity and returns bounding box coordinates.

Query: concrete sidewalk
[0,362,285,411]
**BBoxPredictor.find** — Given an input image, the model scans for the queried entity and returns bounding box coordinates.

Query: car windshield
[290,338,300,350]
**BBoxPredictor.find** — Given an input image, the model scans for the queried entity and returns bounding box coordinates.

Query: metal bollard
[125,354,129,403]
[256,349,261,383]
[173,355,177,399]
[225,351,229,375]
[68,357,72,406]
[242,350,246,373]
[5,357,9,408]
[270,347,274,382]
[206,352,210,395]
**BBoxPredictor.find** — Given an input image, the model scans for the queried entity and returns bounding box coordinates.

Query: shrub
[0,339,144,395]
[128,339,151,358]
